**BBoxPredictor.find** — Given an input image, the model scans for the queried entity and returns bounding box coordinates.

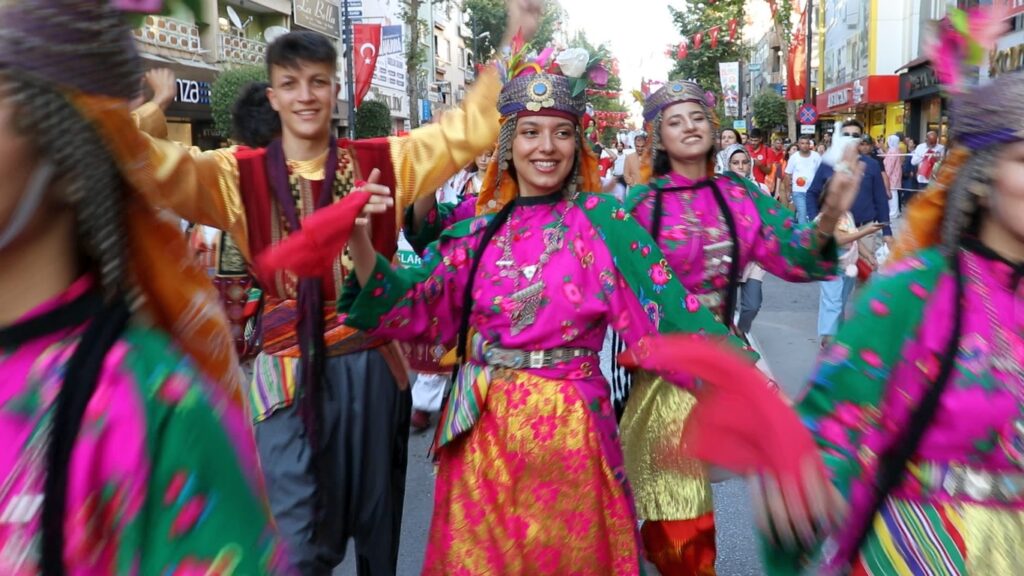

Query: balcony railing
[219,32,267,65]
[134,15,202,55]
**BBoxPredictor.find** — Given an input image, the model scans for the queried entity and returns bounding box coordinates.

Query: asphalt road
[337,276,825,575]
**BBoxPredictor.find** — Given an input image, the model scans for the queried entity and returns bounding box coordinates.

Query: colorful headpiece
[643,80,716,123]
[498,73,587,119]
[639,79,720,181]
[477,41,608,214]
[893,6,1018,261]
[0,0,241,400]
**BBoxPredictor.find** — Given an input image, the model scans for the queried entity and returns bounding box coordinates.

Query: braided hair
[3,73,127,297]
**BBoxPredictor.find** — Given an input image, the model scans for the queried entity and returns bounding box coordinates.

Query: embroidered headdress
[640,79,720,181]
[0,0,241,399]
[476,40,606,213]
[893,6,1022,260]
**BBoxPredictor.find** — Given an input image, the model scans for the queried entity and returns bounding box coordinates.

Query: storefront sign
[176,78,210,105]
[817,76,899,113]
[899,64,939,100]
[293,0,340,39]
[989,42,1024,79]
[827,89,849,108]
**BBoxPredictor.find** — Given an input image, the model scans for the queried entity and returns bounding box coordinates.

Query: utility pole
[343,0,356,138]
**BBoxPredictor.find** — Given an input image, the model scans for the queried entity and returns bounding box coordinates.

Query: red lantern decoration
[693,32,703,50]
[728,18,738,41]
[710,26,720,48]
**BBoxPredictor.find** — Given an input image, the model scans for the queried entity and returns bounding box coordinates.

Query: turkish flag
[786,8,807,101]
[353,24,382,108]
[677,42,688,60]
[710,26,720,48]
[693,31,703,50]
[728,18,738,41]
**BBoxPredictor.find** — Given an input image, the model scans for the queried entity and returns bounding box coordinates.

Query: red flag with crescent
[353,24,382,108]
[710,26,720,48]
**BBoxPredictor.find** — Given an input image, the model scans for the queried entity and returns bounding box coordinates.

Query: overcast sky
[558,0,686,125]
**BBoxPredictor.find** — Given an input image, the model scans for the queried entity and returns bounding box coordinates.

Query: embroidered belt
[933,465,1024,503]
[695,292,722,309]
[482,344,596,369]
[436,338,596,450]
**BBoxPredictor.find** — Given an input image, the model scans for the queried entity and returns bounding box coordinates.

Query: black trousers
[255,349,411,576]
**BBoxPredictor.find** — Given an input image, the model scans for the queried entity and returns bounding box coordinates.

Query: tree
[401,0,428,128]
[751,90,788,132]
[463,0,563,60]
[668,0,746,96]
[210,65,267,139]
[355,100,393,138]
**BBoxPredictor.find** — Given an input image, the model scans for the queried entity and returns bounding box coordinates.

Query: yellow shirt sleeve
[132,102,251,261]
[386,67,500,217]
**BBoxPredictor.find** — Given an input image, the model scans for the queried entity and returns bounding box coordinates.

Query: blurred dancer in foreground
[758,11,1024,574]
[0,0,286,572]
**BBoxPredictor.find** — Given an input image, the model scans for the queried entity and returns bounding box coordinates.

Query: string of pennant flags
[665,18,740,59]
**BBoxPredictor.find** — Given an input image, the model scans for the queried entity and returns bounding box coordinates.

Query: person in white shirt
[910,130,946,196]
[783,135,822,224]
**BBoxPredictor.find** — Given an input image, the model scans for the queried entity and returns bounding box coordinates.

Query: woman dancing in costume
[757,12,1024,575]
[619,80,855,575]
[337,48,743,575]
[0,0,286,572]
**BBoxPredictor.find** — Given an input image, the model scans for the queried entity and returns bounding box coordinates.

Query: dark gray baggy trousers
[255,349,411,576]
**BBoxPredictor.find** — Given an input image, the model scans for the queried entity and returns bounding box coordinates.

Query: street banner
[353,23,382,108]
[787,6,807,101]
[719,62,740,117]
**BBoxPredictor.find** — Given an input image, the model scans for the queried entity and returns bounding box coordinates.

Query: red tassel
[616,334,822,486]
[255,192,372,277]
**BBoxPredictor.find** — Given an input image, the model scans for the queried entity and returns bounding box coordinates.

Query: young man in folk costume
[132,4,542,572]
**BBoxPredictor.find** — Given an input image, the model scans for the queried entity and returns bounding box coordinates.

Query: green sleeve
[760,250,946,575]
[339,217,484,343]
[403,201,457,256]
[726,173,839,282]
[125,332,286,573]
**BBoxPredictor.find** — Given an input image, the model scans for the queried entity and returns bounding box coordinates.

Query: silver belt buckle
[528,350,546,368]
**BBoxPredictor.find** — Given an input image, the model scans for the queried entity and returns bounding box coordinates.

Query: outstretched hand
[503,0,545,46]
[354,168,394,228]
[749,458,848,551]
[144,68,177,112]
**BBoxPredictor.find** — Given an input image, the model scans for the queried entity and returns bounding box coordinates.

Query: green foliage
[401,0,427,127]
[751,90,788,131]
[210,66,266,139]
[569,31,629,144]
[463,0,563,60]
[355,100,393,138]
[668,0,747,95]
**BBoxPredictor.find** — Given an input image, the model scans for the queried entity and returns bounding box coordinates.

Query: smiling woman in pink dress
[339,47,743,575]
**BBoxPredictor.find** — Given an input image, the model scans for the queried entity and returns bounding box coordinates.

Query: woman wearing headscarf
[0,1,287,572]
[619,80,858,574]
[757,11,1024,574]
[883,134,903,221]
[336,47,743,575]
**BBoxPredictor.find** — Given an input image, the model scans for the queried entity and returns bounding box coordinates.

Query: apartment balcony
[134,15,203,57]
[219,32,266,65]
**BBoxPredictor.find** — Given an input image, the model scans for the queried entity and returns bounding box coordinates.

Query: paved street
[337,276,825,575]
